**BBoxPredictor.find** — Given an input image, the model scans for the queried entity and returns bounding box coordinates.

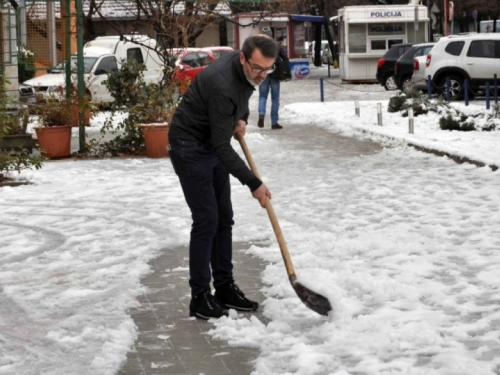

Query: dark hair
[277,36,284,42]
[242,34,279,60]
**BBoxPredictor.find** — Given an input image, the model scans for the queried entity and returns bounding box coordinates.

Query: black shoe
[258,116,264,128]
[189,289,229,320]
[271,124,283,129]
[215,282,259,311]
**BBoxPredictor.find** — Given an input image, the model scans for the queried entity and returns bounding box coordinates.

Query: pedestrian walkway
[117,242,268,375]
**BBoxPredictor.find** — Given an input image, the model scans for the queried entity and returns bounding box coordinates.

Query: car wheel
[384,74,398,91]
[402,77,413,91]
[439,75,464,99]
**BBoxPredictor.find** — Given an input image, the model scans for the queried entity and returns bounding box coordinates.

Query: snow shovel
[236,133,332,316]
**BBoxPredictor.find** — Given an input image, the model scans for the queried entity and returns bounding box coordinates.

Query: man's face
[239,49,276,86]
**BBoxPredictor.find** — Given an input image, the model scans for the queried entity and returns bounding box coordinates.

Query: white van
[24,35,163,104]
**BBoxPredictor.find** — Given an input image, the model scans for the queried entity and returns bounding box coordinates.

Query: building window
[371,40,386,50]
[349,24,366,53]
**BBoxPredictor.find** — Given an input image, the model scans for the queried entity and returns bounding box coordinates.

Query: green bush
[439,113,475,131]
[85,60,178,157]
[0,150,45,183]
[387,89,436,116]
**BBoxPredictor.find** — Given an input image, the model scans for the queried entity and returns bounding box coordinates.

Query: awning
[289,14,326,23]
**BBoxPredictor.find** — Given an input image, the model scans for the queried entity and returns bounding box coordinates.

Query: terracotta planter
[140,123,170,158]
[0,133,34,153]
[34,125,72,159]
[71,106,91,127]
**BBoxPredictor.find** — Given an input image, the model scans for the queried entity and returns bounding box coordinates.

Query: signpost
[449,1,454,35]
[472,9,478,33]
[443,0,448,36]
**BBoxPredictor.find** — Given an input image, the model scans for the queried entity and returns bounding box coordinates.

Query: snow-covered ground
[1,76,500,374]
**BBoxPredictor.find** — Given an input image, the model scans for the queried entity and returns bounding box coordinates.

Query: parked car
[425,33,500,99]
[394,43,435,91]
[410,55,431,92]
[18,83,36,104]
[171,48,216,93]
[376,43,414,90]
[202,46,234,59]
[24,35,162,104]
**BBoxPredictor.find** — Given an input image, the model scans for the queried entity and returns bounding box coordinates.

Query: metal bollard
[408,108,414,134]
[494,74,498,104]
[320,78,324,102]
[486,82,490,110]
[427,75,432,100]
[464,79,469,106]
[355,99,360,117]
[377,103,382,126]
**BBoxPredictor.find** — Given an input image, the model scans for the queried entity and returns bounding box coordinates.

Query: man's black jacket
[169,51,261,191]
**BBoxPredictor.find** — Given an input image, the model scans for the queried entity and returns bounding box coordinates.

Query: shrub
[0,150,45,183]
[86,60,178,157]
[388,89,438,116]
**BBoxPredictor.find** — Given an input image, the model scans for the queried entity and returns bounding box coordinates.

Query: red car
[202,46,235,59]
[171,48,216,93]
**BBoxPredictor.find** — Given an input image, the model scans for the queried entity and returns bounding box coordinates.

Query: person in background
[168,34,278,320]
[257,27,290,130]
[486,25,493,33]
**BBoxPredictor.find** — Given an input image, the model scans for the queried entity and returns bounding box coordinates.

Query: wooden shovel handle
[236,132,297,281]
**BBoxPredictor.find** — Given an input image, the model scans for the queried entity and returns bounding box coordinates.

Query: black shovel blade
[292,280,332,316]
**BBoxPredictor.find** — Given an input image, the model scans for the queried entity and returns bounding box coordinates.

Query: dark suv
[376,43,413,90]
[394,43,435,91]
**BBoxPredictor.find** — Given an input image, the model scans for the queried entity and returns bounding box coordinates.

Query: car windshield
[51,56,99,74]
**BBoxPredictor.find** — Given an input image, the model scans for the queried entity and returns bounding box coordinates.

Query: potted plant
[0,75,33,153]
[135,83,178,158]
[32,94,75,159]
[0,76,45,184]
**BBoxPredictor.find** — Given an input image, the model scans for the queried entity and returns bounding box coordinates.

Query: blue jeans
[169,137,234,295]
[258,76,280,125]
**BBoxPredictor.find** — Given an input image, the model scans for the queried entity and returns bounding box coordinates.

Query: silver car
[410,55,431,92]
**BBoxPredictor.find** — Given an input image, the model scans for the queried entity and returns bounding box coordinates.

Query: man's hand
[252,183,271,208]
[234,120,246,139]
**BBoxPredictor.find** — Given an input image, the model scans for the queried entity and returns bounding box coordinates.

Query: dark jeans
[169,137,234,295]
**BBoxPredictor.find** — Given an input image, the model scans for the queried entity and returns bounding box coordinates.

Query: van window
[95,56,118,74]
[127,48,144,64]
[444,41,464,56]
[467,40,496,58]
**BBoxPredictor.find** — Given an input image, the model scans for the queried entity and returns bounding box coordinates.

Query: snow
[2,80,500,374]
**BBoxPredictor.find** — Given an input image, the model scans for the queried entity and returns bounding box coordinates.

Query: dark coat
[169,51,260,190]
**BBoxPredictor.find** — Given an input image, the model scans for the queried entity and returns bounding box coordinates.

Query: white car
[425,33,500,99]
[24,35,163,104]
[24,48,119,103]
